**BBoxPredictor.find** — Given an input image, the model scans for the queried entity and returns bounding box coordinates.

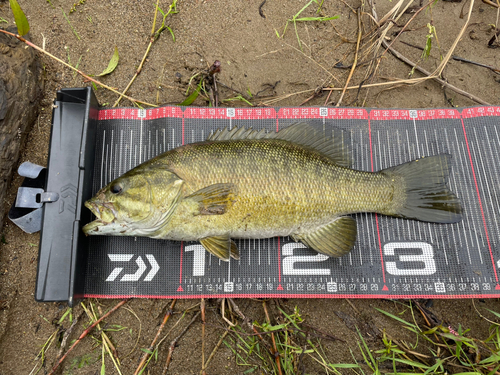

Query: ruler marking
[277,237,282,285]
[395,130,404,243]
[386,131,399,246]
[368,117,386,285]
[440,128,460,264]
[148,130,151,161]
[456,134,484,264]
[377,134,388,251]
[105,143,109,185]
[258,240,261,266]
[422,130,436,246]
[129,130,133,171]
[450,128,474,264]
[461,118,498,282]
[119,129,123,176]
[354,134,363,265]
[100,130,106,188]
[473,127,499,235]
[413,118,421,158]
[360,132,373,264]
[114,143,118,180]
[140,120,143,163]
[405,129,420,242]
[110,130,114,181]
[163,128,166,152]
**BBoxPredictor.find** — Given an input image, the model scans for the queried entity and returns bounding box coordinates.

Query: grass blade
[295,16,339,21]
[375,307,419,329]
[179,79,202,106]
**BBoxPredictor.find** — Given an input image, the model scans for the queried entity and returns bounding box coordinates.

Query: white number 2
[384,242,436,276]
[282,243,331,275]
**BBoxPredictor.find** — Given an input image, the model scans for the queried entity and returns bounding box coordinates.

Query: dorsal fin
[206,123,351,167]
[206,127,268,141]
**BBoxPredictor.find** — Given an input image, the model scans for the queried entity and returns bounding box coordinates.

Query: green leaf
[98,46,119,76]
[9,0,30,36]
[179,79,202,106]
[166,26,175,41]
[479,352,500,364]
[438,332,473,342]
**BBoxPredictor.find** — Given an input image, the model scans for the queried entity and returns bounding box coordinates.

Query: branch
[0,29,157,107]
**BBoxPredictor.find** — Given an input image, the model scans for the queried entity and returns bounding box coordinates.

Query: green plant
[281,0,338,50]
[9,0,29,35]
[224,305,358,374]
[154,0,178,41]
[221,95,253,106]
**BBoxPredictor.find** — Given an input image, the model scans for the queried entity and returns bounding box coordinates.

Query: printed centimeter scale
[102,241,497,295]
[83,105,500,298]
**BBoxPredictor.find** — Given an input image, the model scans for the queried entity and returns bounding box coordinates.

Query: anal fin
[200,235,240,261]
[295,217,357,257]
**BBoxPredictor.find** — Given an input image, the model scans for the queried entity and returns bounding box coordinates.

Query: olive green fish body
[148,139,395,240]
[83,124,462,261]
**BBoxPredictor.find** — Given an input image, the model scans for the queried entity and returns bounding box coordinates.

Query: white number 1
[185,244,206,276]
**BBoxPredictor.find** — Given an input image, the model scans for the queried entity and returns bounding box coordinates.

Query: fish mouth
[82,201,117,235]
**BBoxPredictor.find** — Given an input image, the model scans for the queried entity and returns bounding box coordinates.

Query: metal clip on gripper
[8,162,59,233]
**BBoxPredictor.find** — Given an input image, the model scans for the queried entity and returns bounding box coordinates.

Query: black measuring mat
[83,106,500,299]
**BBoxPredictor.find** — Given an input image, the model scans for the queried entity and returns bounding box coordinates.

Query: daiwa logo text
[106,254,160,282]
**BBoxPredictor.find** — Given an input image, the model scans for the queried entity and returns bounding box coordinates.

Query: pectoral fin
[187,183,237,215]
[200,235,240,261]
[295,217,357,257]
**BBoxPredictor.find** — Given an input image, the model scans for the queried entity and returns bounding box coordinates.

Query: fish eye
[110,184,123,195]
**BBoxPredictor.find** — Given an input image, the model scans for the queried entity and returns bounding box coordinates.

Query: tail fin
[382,154,462,223]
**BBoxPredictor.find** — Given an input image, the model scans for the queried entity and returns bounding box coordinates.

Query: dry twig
[0,30,156,107]
[134,299,177,375]
[263,301,282,375]
[113,0,177,107]
[330,0,491,105]
[334,8,363,106]
[162,311,201,375]
[200,298,206,375]
[56,314,80,360]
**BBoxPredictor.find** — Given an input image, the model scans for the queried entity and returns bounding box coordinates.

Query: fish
[82,123,463,261]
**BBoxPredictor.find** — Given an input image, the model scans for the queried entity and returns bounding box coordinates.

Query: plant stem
[48,299,129,375]
[134,299,177,375]
[335,8,362,106]
[0,29,157,107]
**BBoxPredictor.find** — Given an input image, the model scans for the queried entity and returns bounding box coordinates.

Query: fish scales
[149,138,395,240]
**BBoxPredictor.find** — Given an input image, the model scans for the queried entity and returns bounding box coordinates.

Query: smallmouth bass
[83,123,462,260]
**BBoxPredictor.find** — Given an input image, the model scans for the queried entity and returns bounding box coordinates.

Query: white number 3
[384,242,436,276]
